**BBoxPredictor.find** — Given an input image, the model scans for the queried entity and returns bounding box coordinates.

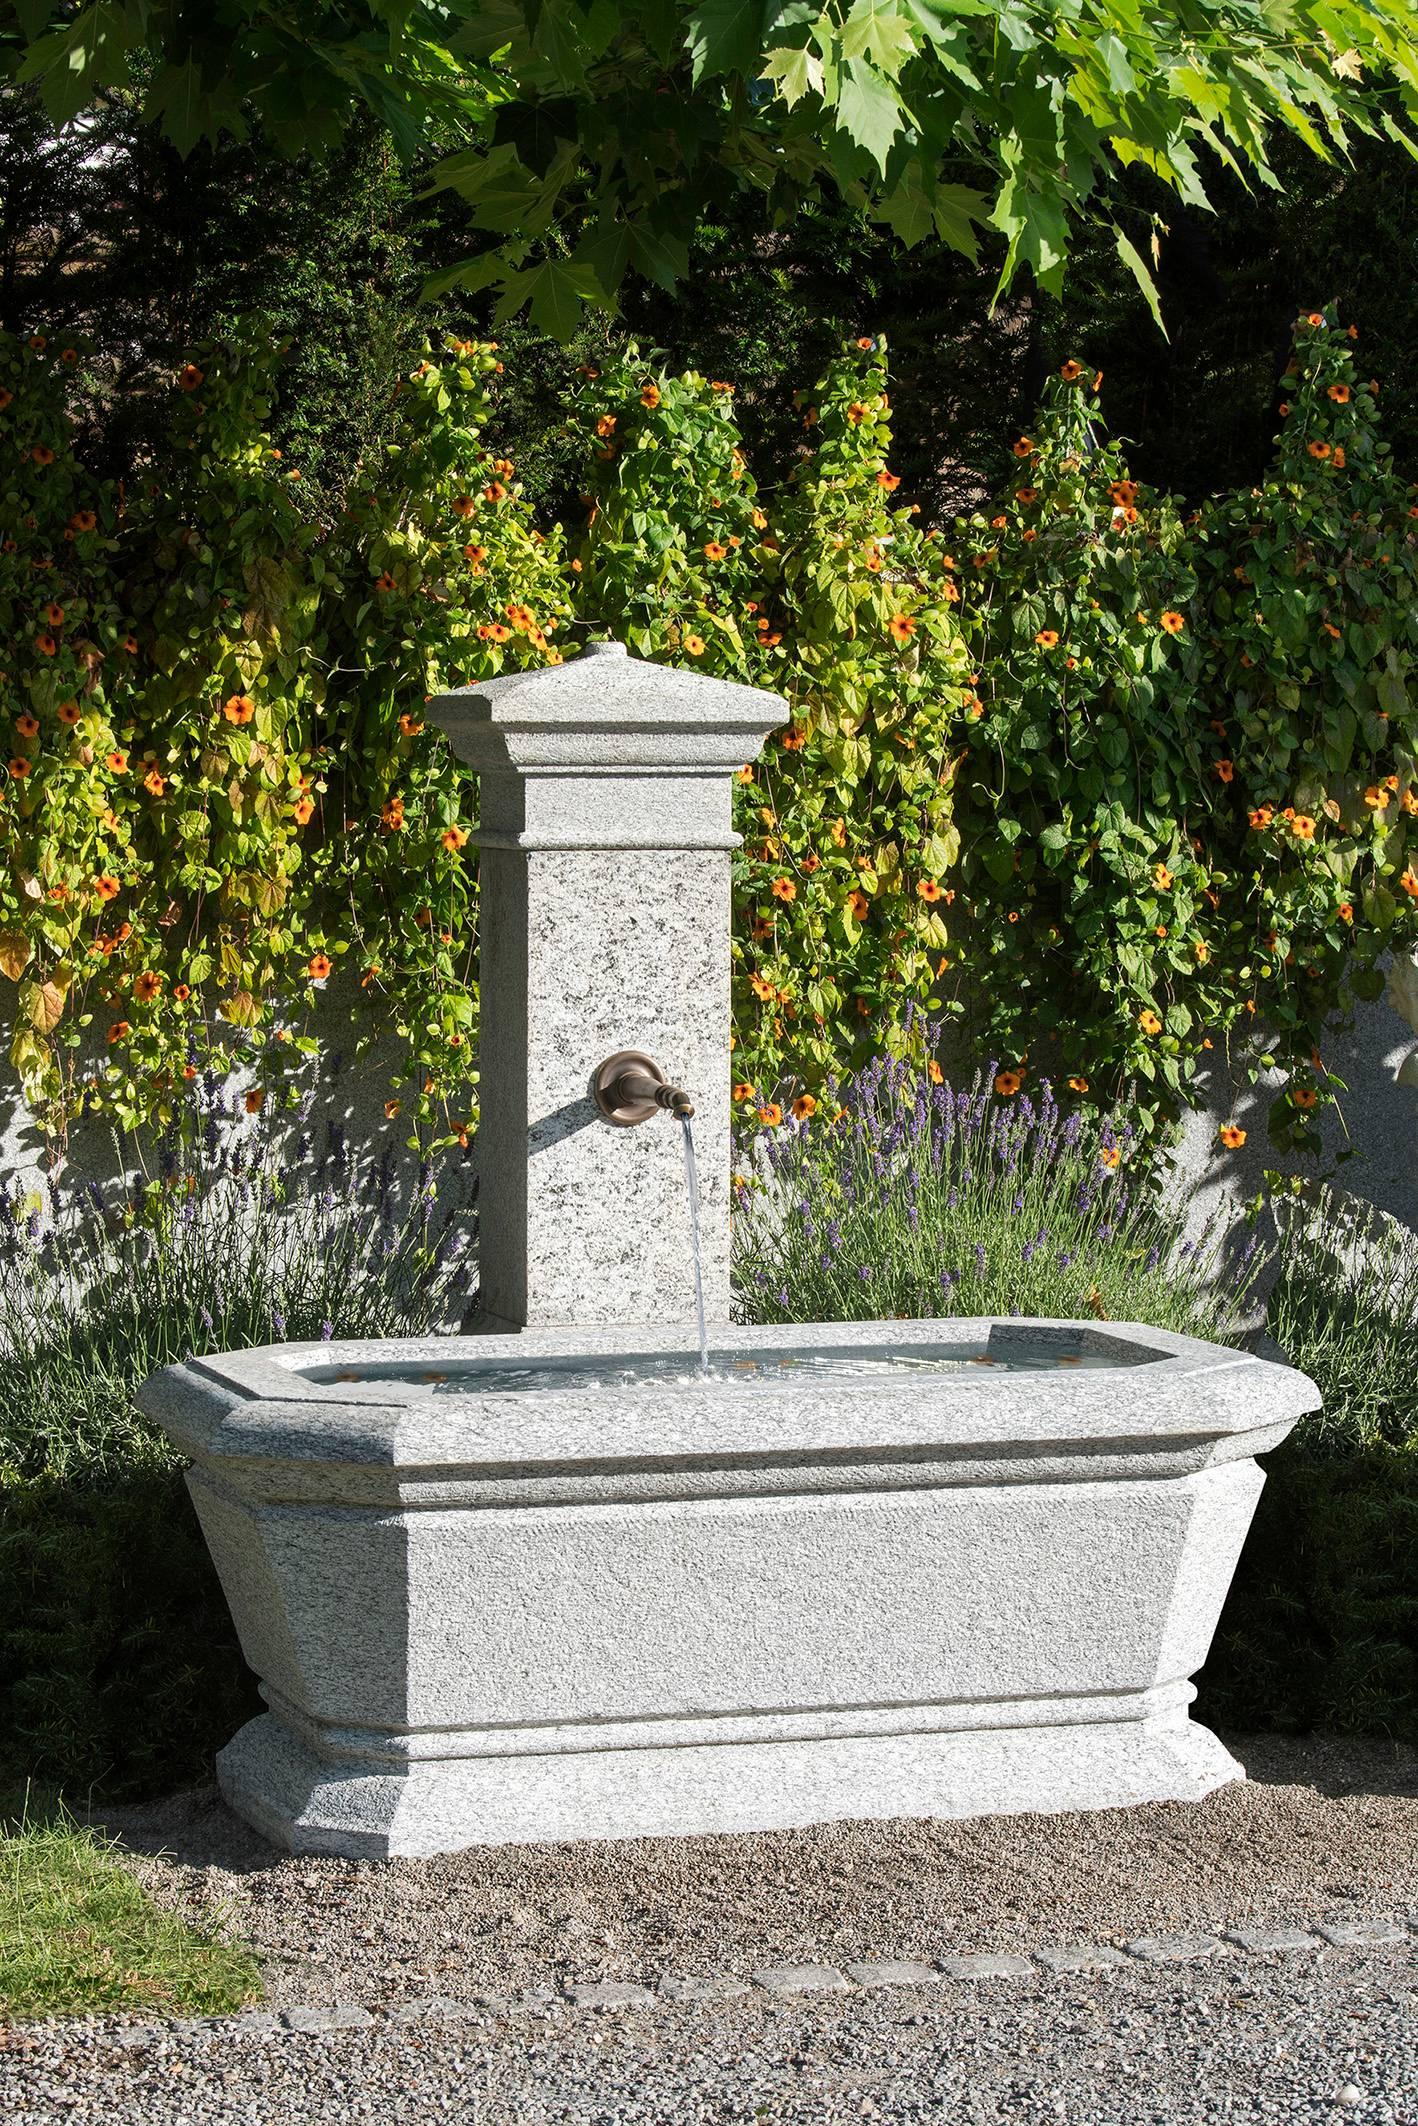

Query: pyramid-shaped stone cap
[429,641,786,774]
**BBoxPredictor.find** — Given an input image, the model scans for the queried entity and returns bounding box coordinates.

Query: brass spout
[592,1051,696,1126]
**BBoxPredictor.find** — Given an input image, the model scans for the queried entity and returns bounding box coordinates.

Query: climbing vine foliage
[1,312,1415,1157]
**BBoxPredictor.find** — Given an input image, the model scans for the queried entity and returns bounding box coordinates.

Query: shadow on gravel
[1227,1730,1418,1799]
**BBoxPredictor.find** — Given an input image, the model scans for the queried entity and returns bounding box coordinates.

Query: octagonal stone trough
[140,1317,1315,1856]
[140,644,1320,1855]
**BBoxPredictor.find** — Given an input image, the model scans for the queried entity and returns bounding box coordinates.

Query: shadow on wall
[1168,981,1418,1247]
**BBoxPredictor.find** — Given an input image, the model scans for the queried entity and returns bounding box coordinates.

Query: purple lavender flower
[320,1319,334,1340]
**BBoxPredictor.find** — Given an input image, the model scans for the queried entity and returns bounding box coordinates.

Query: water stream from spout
[679,1115,711,1376]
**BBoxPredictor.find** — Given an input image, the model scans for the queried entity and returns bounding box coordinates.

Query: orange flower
[42,602,64,627]
[399,712,424,736]
[1153,863,1173,889]
[1337,901,1354,923]
[1035,629,1060,649]
[373,571,396,592]
[1214,759,1235,783]
[888,614,915,644]
[1402,871,1418,900]
[451,493,476,517]
[31,444,54,466]
[134,971,163,1003]
[1013,437,1035,459]
[1327,384,1350,403]
[1249,806,1272,829]
[173,984,191,1002]
[93,875,120,900]
[483,481,507,503]
[928,1060,944,1085]
[771,877,796,903]
[1108,480,1139,505]
[1059,360,1083,382]
[222,693,255,724]
[1139,1008,1162,1035]
[1067,1075,1089,1093]
[178,363,204,391]
[487,622,512,643]
[1322,622,1342,640]
[1100,1145,1121,1169]
[1218,1124,1246,1149]
[1332,447,1347,470]
[703,541,727,561]
[750,973,776,1001]
[732,1081,755,1102]
[15,713,38,738]
[143,767,166,796]
[994,1070,1022,1096]
[758,1103,783,1127]
[1363,785,1388,809]
[441,825,469,852]
[1015,487,1038,506]
[855,336,875,350]
[245,1089,264,1114]
[107,1020,131,1044]
[308,953,332,980]
[683,634,706,657]
[847,889,871,921]
[292,796,315,825]
[917,879,942,902]
[639,384,661,410]
[8,758,30,779]
[1307,440,1331,460]
[791,1095,817,1120]
[381,796,405,830]
[34,633,56,656]
[69,510,97,533]
[780,726,807,752]
[1292,814,1316,839]
[876,469,901,491]
[1291,1088,1319,1110]
[57,699,80,725]
[1159,610,1185,635]
[463,543,487,571]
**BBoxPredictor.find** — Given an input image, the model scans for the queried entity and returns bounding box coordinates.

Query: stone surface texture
[429,642,783,1332]
[137,1315,1317,1857]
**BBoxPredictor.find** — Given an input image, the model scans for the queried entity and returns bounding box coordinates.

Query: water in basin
[297,1343,1147,1397]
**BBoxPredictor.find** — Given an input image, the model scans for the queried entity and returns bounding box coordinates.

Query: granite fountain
[139,643,1321,1856]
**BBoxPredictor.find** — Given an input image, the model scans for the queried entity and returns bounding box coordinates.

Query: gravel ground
[3,1943,1414,2123]
[92,1734,1417,2011]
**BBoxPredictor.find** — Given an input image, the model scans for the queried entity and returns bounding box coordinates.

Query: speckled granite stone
[137,1317,1319,1856]
[428,643,783,1332]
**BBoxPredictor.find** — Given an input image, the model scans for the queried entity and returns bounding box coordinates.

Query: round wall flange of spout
[592,1051,695,1126]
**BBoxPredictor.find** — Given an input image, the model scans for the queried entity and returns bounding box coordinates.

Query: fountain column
[429,643,784,1333]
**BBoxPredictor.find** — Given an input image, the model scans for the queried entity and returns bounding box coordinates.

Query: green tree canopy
[4,1,1418,334]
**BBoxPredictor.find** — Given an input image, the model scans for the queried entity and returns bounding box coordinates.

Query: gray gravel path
[4,1733,1413,2122]
[94,1734,1418,2011]
[3,1942,1414,2123]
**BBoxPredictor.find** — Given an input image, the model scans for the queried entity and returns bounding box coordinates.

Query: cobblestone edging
[77,1914,1416,2051]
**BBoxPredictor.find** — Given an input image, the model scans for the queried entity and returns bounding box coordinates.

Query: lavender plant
[0,1073,474,1485]
[734,1050,1261,1337]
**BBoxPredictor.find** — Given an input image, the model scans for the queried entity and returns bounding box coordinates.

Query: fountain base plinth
[136,1318,1319,1857]
[217,1687,1241,1859]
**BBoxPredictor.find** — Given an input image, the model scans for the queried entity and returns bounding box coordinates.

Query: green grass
[1,1805,261,2021]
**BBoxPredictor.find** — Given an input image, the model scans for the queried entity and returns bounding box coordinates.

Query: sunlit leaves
[7,0,1418,331]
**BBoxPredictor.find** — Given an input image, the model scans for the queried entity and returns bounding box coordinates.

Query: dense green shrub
[1197,1447,1418,1743]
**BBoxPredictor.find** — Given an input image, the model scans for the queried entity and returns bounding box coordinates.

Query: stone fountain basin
[138,1318,1319,1857]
